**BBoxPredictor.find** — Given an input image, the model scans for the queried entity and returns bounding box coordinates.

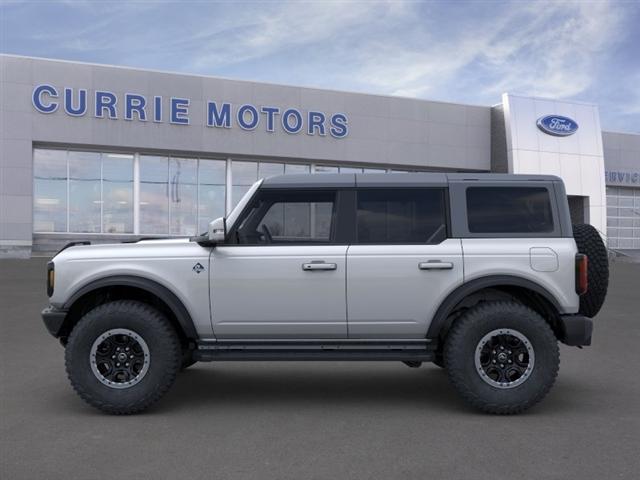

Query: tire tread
[65,300,181,415]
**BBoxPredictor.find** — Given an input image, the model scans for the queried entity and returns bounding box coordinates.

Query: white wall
[502,93,607,234]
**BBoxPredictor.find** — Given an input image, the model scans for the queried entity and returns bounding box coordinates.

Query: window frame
[352,187,450,245]
[226,188,345,246]
[448,181,564,238]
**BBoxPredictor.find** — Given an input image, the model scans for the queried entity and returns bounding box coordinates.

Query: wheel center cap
[497,352,508,363]
[117,352,128,362]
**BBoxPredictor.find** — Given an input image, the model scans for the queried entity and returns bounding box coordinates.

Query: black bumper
[41,306,68,338]
[559,315,593,346]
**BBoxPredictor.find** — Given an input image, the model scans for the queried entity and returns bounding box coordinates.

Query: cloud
[1,0,638,130]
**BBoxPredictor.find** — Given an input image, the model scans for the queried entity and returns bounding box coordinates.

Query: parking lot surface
[1,258,639,480]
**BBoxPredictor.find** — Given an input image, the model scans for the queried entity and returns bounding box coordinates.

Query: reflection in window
[466,187,554,234]
[285,164,310,174]
[258,162,284,179]
[140,155,169,234]
[315,165,339,173]
[237,191,335,244]
[338,167,363,173]
[170,158,197,236]
[198,159,226,233]
[231,161,257,209]
[103,154,133,233]
[33,149,67,232]
[357,189,447,244]
[68,151,101,233]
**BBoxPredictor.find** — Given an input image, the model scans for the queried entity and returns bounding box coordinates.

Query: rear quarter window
[466,187,554,234]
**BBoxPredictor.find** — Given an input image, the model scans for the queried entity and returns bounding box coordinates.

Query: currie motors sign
[31,84,349,139]
[536,115,579,137]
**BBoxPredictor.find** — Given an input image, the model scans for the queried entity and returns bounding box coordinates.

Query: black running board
[194,339,436,362]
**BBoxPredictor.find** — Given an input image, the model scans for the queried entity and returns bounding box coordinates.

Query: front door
[210,189,347,338]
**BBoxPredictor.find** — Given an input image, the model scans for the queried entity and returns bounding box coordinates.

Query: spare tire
[572,224,609,317]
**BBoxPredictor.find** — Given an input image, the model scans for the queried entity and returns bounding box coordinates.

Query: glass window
[339,167,363,173]
[198,159,226,233]
[231,161,257,209]
[68,151,101,233]
[314,165,339,173]
[140,155,169,234]
[234,190,335,245]
[357,189,447,244]
[33,149,67,232]
[285,163,310,174]
[363,168,387,173]
[103,153,133,233]
[169,158,197,236]
[466,187,554,234]
[258,162,284,179]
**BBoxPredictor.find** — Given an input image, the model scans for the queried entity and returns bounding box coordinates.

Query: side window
[356,188,447,244]
[234,190,336,244]
[466,187,554,234]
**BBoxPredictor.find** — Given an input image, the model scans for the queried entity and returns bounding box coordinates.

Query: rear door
[346,187,463,338]
[210,188,348,338]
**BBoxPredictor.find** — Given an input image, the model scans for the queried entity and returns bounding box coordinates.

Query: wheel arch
[426,275,563,341]
[59,275,198,344]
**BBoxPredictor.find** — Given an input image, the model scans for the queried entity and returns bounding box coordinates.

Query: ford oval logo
[536,115,578,137]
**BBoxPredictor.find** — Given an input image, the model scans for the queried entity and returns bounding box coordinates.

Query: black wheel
[65,300,181,414]
[444,301,559,414]
[181,348,197,370]
[573,223,609,317]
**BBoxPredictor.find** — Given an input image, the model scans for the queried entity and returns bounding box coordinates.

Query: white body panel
[462,238,580,314]
[210,245,348,338]
[346,239,464,337]
[50,239,214,337]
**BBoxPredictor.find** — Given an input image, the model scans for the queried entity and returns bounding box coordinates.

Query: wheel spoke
[474,329,535,389]
[90,329,150,389]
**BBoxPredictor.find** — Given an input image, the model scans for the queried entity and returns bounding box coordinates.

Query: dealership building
[1,54,639,258]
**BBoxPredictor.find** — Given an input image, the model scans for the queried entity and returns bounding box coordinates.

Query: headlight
[47,261,55,297]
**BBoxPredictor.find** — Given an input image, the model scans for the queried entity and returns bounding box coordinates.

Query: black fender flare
[63,275,198,339]
[426,275,563,340]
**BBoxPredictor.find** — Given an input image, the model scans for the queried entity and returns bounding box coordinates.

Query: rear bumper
[559,315,593,346]
[41,306,68,338]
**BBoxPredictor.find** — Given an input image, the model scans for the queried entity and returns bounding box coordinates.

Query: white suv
[42,173,609,414]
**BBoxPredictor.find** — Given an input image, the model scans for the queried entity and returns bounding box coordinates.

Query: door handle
[419,261,454,270]
[302,262,337,271]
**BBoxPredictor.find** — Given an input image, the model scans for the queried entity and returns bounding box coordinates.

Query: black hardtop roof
[261,172,561,188]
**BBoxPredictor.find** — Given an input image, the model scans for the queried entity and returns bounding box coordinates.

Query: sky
[1,0,639,132]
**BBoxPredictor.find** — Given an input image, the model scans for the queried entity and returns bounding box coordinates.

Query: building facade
[1,55,639,257]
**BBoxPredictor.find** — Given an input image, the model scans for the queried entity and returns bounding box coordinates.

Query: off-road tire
[65,300,181,414]
[444,301,559,414]
[573,223,609,318]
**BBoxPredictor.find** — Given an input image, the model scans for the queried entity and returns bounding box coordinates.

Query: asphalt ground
[1,257,639,480]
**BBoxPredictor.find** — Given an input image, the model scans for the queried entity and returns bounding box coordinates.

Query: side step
[194,339,436,362]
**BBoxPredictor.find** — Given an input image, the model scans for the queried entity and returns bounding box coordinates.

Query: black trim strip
[426,275,563,339]
[63,275,198,339]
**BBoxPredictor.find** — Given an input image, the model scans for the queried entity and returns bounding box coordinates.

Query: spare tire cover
[572,223,609,317]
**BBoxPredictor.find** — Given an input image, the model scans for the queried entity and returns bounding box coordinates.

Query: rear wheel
[65,300,181,414]
[444,301,559,414]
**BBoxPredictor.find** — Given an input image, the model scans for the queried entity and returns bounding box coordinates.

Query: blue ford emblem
[536,115,578,137]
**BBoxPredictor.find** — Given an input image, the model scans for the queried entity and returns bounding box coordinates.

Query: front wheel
[65,300,182,414]
[444,301,559,414]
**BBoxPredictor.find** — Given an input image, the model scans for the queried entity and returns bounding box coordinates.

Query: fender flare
[426,275,563,340]
[63,275,198,339]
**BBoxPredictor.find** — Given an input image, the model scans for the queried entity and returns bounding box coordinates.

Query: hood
[53,237,195,262]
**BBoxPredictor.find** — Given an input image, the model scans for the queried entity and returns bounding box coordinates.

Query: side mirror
[208,217,226,244]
